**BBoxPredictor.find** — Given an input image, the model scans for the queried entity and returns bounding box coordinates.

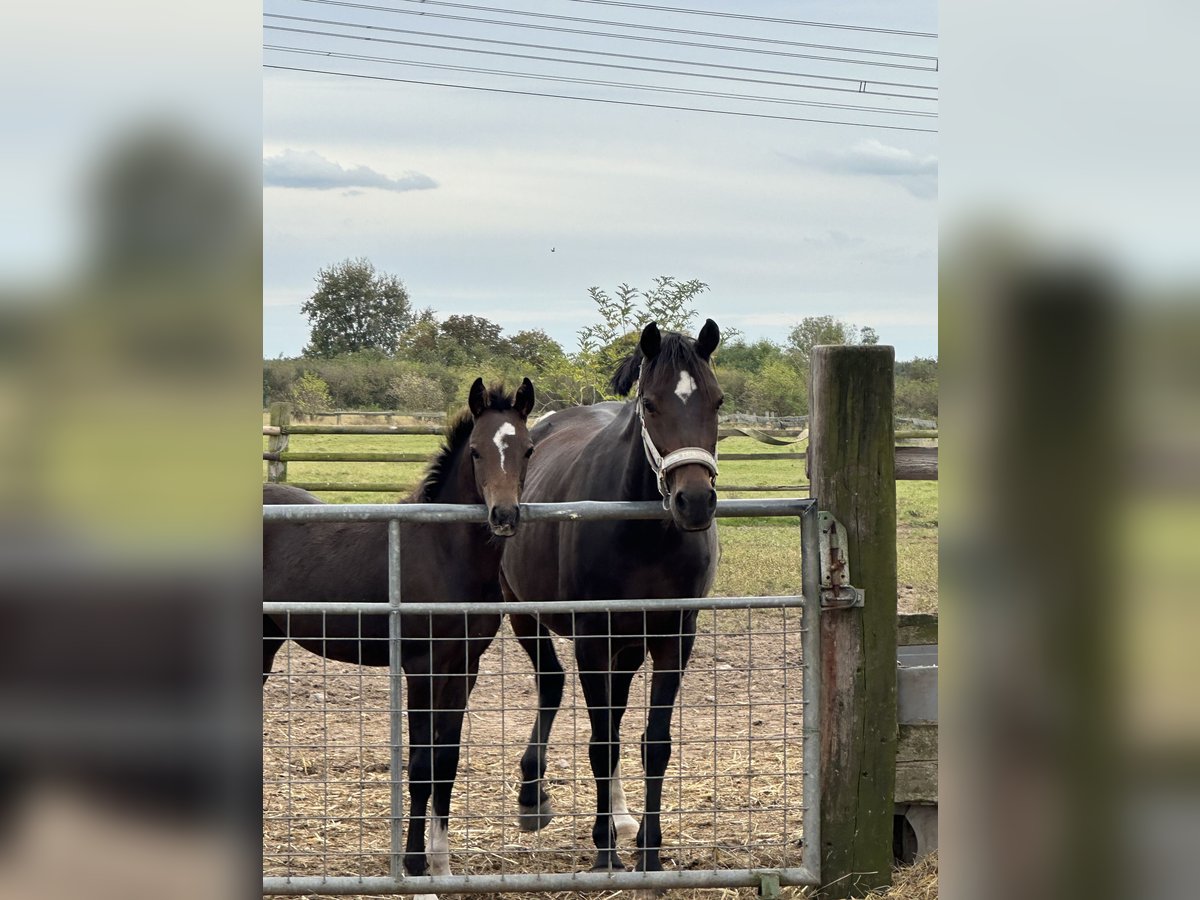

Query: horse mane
[608,330,714,397]
[411,384,517,502]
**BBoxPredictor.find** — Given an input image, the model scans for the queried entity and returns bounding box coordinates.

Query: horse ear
[514,377,535,419]
[640,321,661,359]
[696,318,720,359]
[468,377,487,417]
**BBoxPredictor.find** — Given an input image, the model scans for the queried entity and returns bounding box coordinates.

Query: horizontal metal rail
[263,593,806,617]
[263,497,814,524]
[262,866,819,894]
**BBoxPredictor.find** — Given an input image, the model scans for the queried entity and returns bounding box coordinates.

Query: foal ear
[696,318,720,359]
[468,377,488,418]
[514,377,535,419]
[639,321,662,359]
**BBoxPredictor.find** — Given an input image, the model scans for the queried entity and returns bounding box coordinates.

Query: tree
[438,314,505,365]
[747,358,807,416]
[785,316,879,370]
[301,258,414,358]
[503,329,566,369]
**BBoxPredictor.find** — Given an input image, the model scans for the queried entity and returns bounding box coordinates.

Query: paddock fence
[262,403,937,495]
[262,498,825,896]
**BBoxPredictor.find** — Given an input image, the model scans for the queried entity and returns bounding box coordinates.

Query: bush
[289,371,333,417]
[386,369,449,411]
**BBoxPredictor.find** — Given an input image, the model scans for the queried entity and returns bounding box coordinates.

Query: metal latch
[819,511,865,609]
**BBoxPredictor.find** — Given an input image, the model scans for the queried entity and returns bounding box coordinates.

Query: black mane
[412,384,517,501]
[608,330,713,397]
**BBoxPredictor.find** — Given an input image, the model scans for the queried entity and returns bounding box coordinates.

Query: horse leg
[510,609,564,831]
[576,636,627,873]
[403,670,436,883]
[608,644,645,844]
[426,670,472,885]
[635,628,696,874]
[262,615,285,684]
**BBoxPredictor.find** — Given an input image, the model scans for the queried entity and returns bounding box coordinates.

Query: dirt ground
[263,607,811,897]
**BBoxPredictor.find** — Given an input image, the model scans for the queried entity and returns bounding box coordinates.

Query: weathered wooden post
[267,401,291,484]
[808,345,898,897]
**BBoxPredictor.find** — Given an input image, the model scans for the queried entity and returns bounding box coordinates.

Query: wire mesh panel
[262,499,821,894]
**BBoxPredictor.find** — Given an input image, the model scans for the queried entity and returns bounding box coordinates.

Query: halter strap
[637,397,719,508]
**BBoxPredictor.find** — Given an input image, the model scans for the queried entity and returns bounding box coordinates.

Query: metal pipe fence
[263,498,822,895]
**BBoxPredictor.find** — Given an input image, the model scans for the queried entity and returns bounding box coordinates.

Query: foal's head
[466,376,535,536]
[610,319,723,531]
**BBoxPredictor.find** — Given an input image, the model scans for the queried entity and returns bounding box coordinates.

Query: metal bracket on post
[757,871,782,899]
[818,511,865,609]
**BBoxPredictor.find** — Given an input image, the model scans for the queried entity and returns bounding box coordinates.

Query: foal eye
[716,395,725,408]
[524,447,534,458]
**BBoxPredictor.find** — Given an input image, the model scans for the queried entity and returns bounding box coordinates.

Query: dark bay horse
[499,321,722,874]
[263,377,534,894]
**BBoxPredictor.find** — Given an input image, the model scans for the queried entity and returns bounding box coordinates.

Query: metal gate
[263,498,822,895]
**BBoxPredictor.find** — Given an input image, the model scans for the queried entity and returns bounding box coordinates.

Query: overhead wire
[560,0,939,38]
[264,62,939,133]
[298,0,939,71]
[266,12,938,95]
[263,20,938,103]
[264,43,936,119]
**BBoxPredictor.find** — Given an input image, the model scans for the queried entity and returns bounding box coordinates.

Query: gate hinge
[757,871,782,899]
[819,511,865,609]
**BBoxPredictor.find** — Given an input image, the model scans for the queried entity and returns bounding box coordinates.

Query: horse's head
[466,376,535,537]
[611,319,723,531]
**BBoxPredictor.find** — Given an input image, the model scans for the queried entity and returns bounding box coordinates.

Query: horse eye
[716,395,725,408]
[470,448,481,460]
[643,400,657,415]
[525,447,534,458]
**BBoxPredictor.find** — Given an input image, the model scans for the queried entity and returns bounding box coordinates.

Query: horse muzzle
[488,503,521,537]
[668,483,718,532]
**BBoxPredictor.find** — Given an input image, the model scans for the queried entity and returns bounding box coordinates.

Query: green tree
[438,314,505,365]
[785,315,878,370]
[503,329,566,369]
[301,258,414,358]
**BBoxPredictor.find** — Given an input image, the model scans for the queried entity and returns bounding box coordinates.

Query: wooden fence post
[809,345,898,897]
[267,402,291,484]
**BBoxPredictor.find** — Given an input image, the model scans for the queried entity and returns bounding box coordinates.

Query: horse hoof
[518,799,555,832]
[613,813,640,843]
[590,859,628,873]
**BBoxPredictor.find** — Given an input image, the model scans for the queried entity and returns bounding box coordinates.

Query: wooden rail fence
[262,403,937,495]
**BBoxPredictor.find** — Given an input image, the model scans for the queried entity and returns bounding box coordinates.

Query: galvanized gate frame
[262,497,824,895]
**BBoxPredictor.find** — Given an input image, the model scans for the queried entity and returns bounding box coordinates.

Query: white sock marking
[429,817,451,876]
[674,371,697,404]
[493,421,517,472]
[610,763,639,841]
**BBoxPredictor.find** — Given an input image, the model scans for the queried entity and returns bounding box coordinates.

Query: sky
[263,0,938,361]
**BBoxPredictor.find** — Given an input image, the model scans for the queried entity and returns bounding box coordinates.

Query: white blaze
[493,421,517,472]
[674,371,697,404]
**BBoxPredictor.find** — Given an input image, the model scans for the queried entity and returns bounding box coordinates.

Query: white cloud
[263,149,437,193]
[792,139,938,199]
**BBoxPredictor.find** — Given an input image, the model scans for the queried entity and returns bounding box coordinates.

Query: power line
[562,0,939,38]
[266,13,938,96]
[264,62,938,133]
[265,43,936,118]
[263,21,939,104]
[299,0,939,71]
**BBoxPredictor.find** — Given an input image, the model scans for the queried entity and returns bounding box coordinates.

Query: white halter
[637,396,719,508]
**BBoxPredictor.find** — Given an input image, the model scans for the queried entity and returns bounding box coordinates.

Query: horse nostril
[706,489,717,512]
[674,492,689,510]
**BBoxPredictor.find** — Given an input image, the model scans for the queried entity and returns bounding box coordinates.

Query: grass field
[263,417,938,612]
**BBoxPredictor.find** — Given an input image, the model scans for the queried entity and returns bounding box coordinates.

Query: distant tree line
[264,258,937,420]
